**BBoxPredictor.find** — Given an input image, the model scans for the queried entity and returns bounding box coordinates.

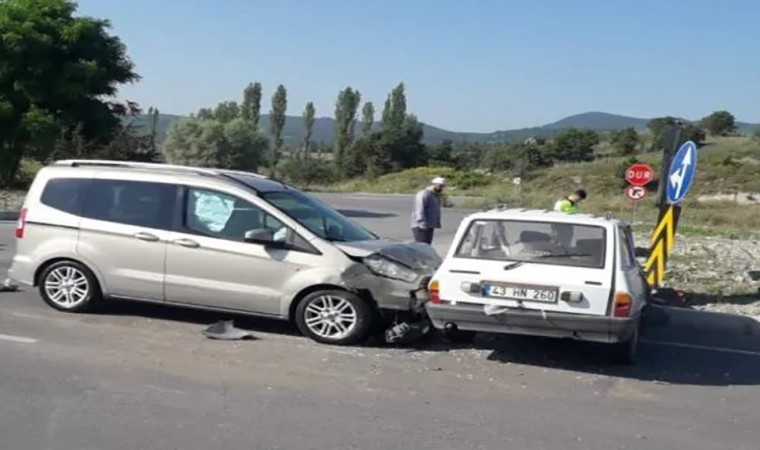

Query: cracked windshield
[0,0,758,449]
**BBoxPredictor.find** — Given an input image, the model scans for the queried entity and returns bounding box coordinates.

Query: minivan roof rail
[51,159,222,176]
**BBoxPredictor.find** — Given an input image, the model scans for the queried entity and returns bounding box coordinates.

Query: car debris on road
[1,278,18,292]
[202,320,256,340]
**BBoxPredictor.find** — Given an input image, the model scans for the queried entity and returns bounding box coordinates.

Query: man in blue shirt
[411,177,446,244]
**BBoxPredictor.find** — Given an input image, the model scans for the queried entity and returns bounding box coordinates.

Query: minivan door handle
[172,238,200,249]
[133,232,159,242]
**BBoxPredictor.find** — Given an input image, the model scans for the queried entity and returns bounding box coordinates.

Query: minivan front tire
[295,289,374,346]
[38,260,102,313]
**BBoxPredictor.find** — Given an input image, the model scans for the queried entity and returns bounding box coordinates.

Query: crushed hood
[335,239,443,272]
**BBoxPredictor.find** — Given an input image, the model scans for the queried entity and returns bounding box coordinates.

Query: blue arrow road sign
[666,140,697,204]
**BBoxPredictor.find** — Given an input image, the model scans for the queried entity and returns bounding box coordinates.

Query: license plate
[484,283,558,303]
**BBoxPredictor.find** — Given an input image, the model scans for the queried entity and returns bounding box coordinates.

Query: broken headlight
[363,254,418,283]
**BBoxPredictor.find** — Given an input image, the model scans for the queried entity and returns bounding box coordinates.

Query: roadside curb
[0,211,19,222]
[649,304,760,336]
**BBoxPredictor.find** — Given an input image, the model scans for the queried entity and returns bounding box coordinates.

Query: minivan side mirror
[244,228,274,245]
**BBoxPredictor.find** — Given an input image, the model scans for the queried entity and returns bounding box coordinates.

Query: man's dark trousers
[412,227,434,244]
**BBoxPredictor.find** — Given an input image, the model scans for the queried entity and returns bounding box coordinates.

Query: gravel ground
[636,232,760,317]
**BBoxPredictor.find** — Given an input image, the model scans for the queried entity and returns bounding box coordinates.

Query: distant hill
[124,111,759,145]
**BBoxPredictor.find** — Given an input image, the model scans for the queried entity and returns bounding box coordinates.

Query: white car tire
[609,325,640,365]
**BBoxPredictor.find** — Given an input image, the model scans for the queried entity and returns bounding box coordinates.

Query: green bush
[13,159,44,188]
[279,158,339,186]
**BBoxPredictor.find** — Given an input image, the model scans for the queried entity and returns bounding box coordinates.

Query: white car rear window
[454,219,607,269]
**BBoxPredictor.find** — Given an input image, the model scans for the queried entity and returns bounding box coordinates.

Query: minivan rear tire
[295,289,374,346]
[38,260,102,313]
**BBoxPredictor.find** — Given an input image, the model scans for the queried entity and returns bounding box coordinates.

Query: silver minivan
[9,160,441,345]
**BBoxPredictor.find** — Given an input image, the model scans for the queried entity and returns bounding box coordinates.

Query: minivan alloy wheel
[44,266,90,308]
[304,294,358,340]
[294,289,374,345]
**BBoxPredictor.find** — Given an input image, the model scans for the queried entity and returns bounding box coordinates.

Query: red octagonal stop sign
[625,163,654,186]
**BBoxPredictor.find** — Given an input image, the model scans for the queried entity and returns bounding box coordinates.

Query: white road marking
[642,339,760,357]
[0,333,38,344]
[12,312,49,320]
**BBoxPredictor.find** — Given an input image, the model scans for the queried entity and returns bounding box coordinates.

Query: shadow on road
[337,209,398,219]
[399,306,760,387]
[8,285,760,387]
[100,299,300,337]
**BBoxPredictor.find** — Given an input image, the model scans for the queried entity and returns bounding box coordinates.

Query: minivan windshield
[454,219,607,269]
[260,190,378,242]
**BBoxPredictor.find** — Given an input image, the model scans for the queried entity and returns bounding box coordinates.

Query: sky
[76,0,760,133]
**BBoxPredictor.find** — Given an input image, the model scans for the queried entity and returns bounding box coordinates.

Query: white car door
[438,218,614,316]
[616,224,649,313]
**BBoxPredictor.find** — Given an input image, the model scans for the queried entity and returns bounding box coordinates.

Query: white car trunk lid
[441,259,613,316]
[438,217,615,316]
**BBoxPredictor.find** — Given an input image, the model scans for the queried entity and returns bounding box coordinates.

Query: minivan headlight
[363,255,418,283]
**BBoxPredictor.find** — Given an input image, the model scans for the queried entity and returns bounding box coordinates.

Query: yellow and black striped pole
[644,121,684,289]
[643,204,681,287]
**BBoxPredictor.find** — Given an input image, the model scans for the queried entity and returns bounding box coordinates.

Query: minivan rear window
[454,219,607,269]
[40,178,90,215]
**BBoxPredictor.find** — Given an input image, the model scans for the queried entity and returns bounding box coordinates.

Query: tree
[647,117,706,150]
[269,85,288,176]
[196,108,214,120]
[0,0,139,186]
[146,107,160,158]
[610,127,639,156]
[549,128,599,162]
[387,83,407,131]
[333,87,361,175]
[163,118,226,167]
[427,139,454,166]
[302,102,315,161]
[366,83,427,173]
[700,110,737,136]
[220,118,268,171]
[361,102,375,137]
[212,101,241,123]
[162,117,266,171]
[242,82,262,129]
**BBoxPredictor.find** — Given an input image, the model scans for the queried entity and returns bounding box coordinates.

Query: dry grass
[318,136,760,234]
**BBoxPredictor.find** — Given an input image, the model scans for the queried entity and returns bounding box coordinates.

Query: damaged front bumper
[345,272,432,313]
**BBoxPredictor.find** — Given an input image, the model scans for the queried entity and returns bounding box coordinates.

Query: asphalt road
[1,193,760,450]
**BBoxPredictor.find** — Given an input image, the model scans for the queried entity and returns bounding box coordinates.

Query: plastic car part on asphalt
[1,278,18,292]
[202,320,256,340]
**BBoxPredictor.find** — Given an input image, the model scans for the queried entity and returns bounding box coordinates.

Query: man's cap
[431,176,446,186]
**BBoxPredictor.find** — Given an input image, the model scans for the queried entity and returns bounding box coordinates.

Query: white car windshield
[261,190,378,242]
[454,219,607,269]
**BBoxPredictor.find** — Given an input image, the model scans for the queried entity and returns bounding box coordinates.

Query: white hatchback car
[425,208,650,364]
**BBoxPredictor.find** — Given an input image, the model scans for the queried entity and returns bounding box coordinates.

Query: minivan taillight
[428,279,441,304]
[613,292,632,317]
[15,207,27,239]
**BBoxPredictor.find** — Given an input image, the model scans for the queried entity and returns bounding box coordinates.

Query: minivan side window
[82,179,177,230]
[40,178,90,215]
[183,188,316,253]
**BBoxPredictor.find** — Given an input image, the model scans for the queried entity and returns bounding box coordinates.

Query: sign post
[624,163,653,224]
[643,121,697,288]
